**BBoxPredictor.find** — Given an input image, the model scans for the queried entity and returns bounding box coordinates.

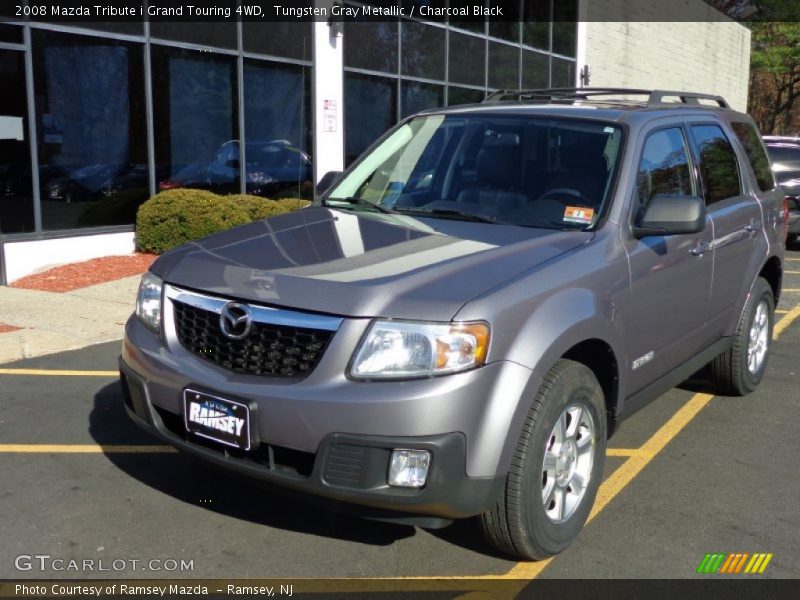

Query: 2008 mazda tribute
[121,88,786,560]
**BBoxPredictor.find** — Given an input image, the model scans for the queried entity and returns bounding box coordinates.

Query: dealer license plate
[183,389,251,451]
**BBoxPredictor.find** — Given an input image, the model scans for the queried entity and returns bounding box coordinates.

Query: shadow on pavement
[88,382,417,546]
[89,381,440,549]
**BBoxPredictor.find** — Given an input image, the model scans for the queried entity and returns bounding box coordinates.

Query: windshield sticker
[563,206,595,224]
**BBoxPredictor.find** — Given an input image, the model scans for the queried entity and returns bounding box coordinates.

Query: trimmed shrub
[135,189,310,254]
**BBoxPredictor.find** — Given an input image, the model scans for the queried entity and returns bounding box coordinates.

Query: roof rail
[483,87,729,109]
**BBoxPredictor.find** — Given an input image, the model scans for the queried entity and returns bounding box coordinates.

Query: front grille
[173,300,334,377]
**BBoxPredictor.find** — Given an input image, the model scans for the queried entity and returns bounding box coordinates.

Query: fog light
[388,449,431,488]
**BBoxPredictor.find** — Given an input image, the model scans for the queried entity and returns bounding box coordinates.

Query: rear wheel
[711,277,774,396]
[480,359,606,560]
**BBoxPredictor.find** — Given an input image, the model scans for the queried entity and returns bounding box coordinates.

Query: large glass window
[33,32,147,230]
[488,42,519,89]
[449,32,485,87]
[401,81,444,118]
[691,124,741,204]
[448,87,485,106]
[552,0,578,56]
[0,49,33,233]
[344,19,398,73]
[244,61,312,199]
[401,21,445,80]
[149,22,237,50]
[152,46,238,195]
[522,50,548,88]
[523,0,550,51]
[243,22,312,60]
[551,57,575,88]
[345,73,397,165]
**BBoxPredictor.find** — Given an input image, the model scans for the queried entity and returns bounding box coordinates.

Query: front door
[620,124,714,395]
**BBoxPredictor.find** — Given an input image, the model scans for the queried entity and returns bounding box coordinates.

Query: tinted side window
[691,125,741,204]
[731,122,774,192]
[636,128,693,208]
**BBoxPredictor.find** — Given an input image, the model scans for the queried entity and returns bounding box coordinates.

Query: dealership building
[0,0,750,284]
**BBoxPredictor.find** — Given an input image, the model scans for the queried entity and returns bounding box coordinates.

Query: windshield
[325,114,623,230]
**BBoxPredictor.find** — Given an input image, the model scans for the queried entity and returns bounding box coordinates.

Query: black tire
[480,359,607,560]
[711,277,774,396]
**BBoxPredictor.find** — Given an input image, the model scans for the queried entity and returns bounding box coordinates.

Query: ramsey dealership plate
[183,389,252,451]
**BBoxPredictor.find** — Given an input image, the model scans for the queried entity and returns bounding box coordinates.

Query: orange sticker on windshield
[563,206,594,224]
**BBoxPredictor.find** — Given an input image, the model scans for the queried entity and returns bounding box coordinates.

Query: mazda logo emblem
[219,302,252,340]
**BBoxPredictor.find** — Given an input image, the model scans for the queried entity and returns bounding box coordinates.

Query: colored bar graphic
[698,552,772,575]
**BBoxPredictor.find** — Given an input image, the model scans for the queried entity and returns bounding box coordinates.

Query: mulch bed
[11,254,157,293]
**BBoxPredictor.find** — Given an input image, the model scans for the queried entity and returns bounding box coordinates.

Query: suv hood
[153,207,590,321]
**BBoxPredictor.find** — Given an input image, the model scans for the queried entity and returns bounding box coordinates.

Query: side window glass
[636,127,693,210]
[691,124,742,204]
[731,122,774,192]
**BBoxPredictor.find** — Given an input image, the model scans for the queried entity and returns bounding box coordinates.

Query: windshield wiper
[324,197,397,214]
[393,207,498,224]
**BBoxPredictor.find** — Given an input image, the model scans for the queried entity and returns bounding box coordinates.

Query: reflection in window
[489,42,519,89]
[345,73,397,165]
[344,20,398,73]
[489,1,520,42]
[449,32,485,87]
[401,20,445,80]
[152,46,239,195]
[523,0,550,51]
[33,32,147,230]
[637,128,693,208]
[243,22,312,60]
[244,61,313,199]
[0,50,33,233]
[522,50,548,88]
[552,0,578,56]
[551,57,575,88]
[401,81,444,118]
[691,125,741,204]
[448,87,485,106]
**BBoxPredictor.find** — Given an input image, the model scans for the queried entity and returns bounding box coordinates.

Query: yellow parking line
[774,302,800,339]
[0,368,117,377]
[785,270,800,274]
[0,444,176,453]
[605,448,640,457]
[782,288,800,292]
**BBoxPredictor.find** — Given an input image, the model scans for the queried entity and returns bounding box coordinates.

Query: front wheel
[480,359,607,560]
[711,277,774,396]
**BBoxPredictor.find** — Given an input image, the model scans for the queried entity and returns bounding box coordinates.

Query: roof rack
[483,87,729,109]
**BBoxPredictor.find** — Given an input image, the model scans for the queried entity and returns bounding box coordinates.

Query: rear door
[687,122,764,337]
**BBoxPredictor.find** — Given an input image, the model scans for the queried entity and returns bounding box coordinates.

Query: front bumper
[120,315,537,524]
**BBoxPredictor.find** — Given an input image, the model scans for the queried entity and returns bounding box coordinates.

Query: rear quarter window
[731,122,775,192]
[690,124,742,205]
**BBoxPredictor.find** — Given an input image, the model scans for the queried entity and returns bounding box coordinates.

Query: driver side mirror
[633,194,706,238]
[316,170,342,197]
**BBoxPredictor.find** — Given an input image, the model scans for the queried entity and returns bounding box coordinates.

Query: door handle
[690,241,711,256]
[744,219,760,234]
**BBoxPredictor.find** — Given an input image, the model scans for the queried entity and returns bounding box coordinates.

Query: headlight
[136,272,163,332]
[351,320,490,379]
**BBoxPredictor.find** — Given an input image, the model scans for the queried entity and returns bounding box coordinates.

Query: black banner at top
[3,0,792,24]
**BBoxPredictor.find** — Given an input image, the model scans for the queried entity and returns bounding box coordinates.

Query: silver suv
[121,88,786,560]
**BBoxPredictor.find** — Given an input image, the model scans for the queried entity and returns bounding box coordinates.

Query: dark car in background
[764,135,800,242]
[158,140,312,198]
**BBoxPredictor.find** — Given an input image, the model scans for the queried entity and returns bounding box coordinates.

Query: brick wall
[584,0,751,111]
